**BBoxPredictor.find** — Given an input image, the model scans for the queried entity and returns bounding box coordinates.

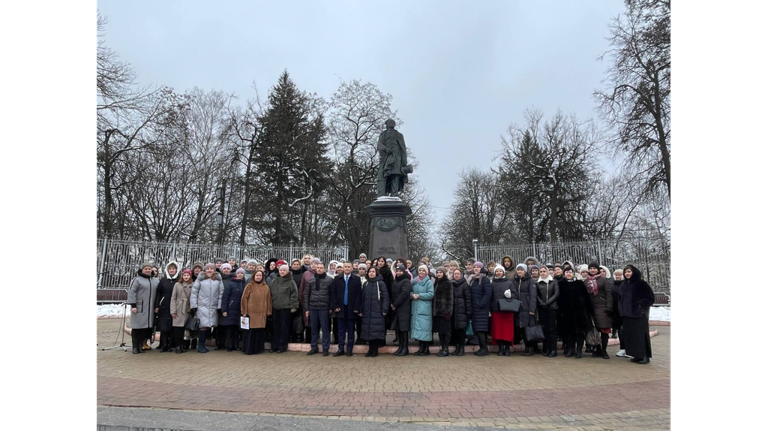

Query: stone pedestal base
[368,197,411,260]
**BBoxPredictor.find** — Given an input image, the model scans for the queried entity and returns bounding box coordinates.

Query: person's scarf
[466,271,484,285]
[586,273,600,296]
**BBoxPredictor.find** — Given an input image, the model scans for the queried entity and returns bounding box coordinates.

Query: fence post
[473,239,478,260]
[343,243,349,261]
[532,240,536,259]
[97,238,108,289]
[597,239,603,264]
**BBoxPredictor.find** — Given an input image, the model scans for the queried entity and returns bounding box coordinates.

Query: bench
[96,289,128,304]
[653,292,670,306]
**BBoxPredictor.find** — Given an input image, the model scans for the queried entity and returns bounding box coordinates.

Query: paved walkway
[97,320,670,430]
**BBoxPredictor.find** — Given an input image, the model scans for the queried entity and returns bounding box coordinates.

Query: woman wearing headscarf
[154,261,180,352]
[585,261,614,359]
[617,265,655,364]
[512,263,538,356]
[537,266,559,357]
[489,265,516,356]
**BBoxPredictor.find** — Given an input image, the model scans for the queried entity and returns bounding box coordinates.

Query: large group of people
[126,253,655,364]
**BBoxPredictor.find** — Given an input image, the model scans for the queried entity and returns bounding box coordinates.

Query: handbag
[498,298,521,312]
[389,315,399,331]
[523,325,545,343]
[240,315,250,330]
[465,321,475,336]
[586,327,601,345]
[184,314,200,332]
[292,312,304,334]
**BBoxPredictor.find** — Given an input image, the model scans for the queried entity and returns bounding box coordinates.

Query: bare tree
[181,88,238,243]
[97,12,166,237]
[497,108,601,242]
[402,180,441,262]
[228,83,266,244]
[324,80,400,254]
[440,168,516,259]
[594,0,671,200]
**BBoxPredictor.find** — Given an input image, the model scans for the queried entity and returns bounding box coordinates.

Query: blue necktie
[344,276,349,306]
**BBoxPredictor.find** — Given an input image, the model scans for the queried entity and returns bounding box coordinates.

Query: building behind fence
[97,239,349,290]
[475,238,670,295]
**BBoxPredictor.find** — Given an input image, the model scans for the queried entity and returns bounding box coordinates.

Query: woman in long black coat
[154,261,180,352]
[617,265,655,364]
[512,264,539,356]
[557,266,594,358]
[432,267,454,357]
[450,269,472,356]
[390,265,412,356]
[376,256,395,343]
[466,261,492,356]
[360,266,390,357]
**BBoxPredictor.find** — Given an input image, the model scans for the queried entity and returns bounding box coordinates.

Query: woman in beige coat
[241,270,273,355]
[170,269,194,353]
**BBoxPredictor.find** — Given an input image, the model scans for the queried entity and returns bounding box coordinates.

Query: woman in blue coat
[221,268,247,351]
[410,265,435,356]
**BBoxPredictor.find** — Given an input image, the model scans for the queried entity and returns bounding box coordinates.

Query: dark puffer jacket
[512,273,538,327]
[221,276,246,326]
[360,275,390,341]
[390,274,412,332]
[304,272,334,310]
[468,274,492,333]
[489,276,515,312]
[154,261,180,332]
[451,277,473,329]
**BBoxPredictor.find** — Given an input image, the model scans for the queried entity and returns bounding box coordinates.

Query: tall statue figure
[377,119,411,197]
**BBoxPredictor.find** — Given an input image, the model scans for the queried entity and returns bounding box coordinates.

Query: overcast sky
[98,0,626,226]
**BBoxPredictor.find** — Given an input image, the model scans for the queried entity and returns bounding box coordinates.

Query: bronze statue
[377,119,411,197]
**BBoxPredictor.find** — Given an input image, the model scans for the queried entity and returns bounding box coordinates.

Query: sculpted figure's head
[385,119,396,128]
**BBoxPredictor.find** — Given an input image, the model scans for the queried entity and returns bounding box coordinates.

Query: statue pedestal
[368,197,411,260]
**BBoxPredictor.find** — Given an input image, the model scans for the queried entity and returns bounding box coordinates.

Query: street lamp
[472,238,478,260]
[216,179,226,244]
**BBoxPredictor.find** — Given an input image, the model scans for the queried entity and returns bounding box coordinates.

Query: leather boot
[565,347,574,358]
[394,333,403,355]
[131,331,141,354]
[474,333,489,356]
[396,333,408,356]
[497,342,504,356]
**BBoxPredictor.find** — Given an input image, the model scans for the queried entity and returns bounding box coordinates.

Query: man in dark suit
[330,261,362,356]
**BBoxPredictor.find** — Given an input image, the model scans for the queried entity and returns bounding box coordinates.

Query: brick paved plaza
[97,319,670,430]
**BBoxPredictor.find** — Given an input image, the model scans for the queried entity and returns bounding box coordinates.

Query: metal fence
[476,239,670,294]
[97,238,349,290]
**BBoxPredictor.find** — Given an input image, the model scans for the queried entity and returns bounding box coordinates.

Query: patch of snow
[649,306,670,322]
[98,304,131,318]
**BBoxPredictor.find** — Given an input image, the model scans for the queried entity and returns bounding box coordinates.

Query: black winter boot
[601,332,610,359]
[131,331,141,354]
[474,333,489,356]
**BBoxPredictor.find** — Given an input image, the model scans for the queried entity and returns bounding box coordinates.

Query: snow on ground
[649,306,670,322]
[98,304,131,318]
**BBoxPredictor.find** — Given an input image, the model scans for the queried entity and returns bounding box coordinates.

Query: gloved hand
[504,289,511,299]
